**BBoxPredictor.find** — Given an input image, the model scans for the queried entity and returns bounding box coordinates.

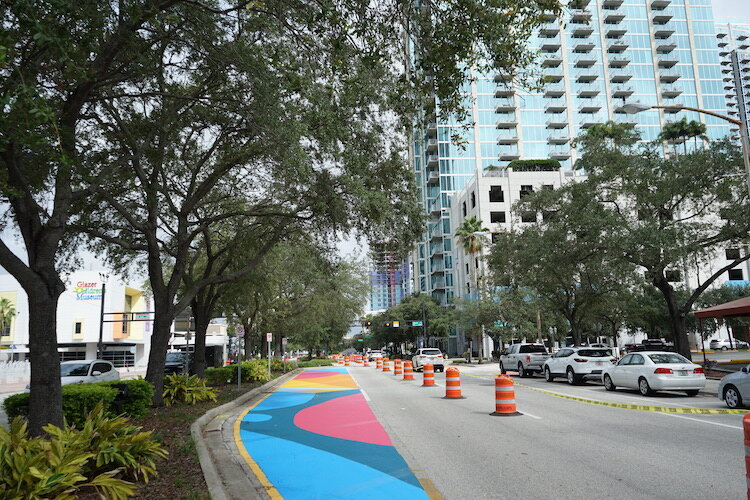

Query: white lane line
[655,411,742,430]
[349,370,371,401]
[520,411,542,420]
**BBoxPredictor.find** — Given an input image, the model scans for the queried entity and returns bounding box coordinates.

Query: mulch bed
[131,377,280,500]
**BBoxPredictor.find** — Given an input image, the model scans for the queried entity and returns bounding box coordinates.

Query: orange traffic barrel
[356,355,362,364]
[443,367,465,399]
[422,363,435,387]
[344,355,350,366]
[363,356,369,367]
[491,374,521,416]
[383,357,391,372]
[338,356,343,365]
[394,359,403,376]
[403,361,414,380]
[376,357,382,370]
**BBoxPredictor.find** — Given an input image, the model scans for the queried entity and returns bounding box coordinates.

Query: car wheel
[638,377,653,396]
[518,362,526,378]
[722,346,728,351]
[566,367,578,385]
[685,390,699,397]
[603,374,616,391]
[544,366,554,382]
[725,386,743,409]
[499,362,506,375]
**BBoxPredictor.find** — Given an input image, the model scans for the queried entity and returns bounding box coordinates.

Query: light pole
[618,102,750,197]
[472,231,490,364]
[97,272,109,360]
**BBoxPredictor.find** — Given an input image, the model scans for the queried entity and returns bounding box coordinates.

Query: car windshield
[165,353,184,363]
[577,349,610,357]
[519,345,547,354]
[421,349,441,355]
[648,353,690,364]
[60,363,91,377]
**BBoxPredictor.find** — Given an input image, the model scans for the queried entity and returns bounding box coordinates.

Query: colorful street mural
[234,367,429,499]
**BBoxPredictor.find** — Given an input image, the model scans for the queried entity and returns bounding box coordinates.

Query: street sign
[411,321,423,327]
[266,332,273,342]
[133,313,151,320]
[236,325,245,334]
[237,331,244,338]
[282,337,288,345]
[494,321,510,327]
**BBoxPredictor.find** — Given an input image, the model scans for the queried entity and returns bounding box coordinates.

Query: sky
[712,0,750,22]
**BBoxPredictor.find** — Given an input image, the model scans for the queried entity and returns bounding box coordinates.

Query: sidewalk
[194,367,434,499]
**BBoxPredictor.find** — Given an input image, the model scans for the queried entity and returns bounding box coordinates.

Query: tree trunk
[145,312,175,407]
[242,321,252,360]
[26,286,64,435]
[653,276,691,360]
[191,304,210,378]
[570,322,581,346]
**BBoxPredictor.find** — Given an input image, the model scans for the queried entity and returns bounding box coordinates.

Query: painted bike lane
[234,367,430,499]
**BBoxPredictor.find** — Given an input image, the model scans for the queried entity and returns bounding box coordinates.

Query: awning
[694,296,750,319]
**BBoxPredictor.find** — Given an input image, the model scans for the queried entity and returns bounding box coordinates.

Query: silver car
[717,365,750,409]
[709,338,749,351]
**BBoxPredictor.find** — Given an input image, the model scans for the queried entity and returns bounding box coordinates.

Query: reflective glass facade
[411,0,732,306]
[715,21,750,138]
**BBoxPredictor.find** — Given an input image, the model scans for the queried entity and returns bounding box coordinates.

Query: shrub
[3,379,155,427]
[298,359,335,368]
[205,361,272,386]
[162,373,218,406]
[205,365,235,385]
[0,402,167,499]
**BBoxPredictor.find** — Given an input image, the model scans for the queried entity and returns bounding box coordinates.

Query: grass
[132,374,284,499]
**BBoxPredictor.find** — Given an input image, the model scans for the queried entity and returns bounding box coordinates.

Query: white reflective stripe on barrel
[495,387,514,391]
[496,400,515,405]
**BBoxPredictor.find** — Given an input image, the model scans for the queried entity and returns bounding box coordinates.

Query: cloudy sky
[712,0,750,22]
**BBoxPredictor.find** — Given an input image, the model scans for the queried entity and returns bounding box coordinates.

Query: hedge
[3,379,153,428]
[297,359,335,367]
[507,159,561,172]
[205,359,300,386]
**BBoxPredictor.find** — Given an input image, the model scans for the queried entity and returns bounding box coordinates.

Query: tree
[574,133,750,359]
[0,298,16,336]
[0,0,560,429]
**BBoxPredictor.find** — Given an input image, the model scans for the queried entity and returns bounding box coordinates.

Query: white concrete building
[0,270,152,366]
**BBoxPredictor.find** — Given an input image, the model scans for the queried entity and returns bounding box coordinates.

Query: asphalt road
[351,364,746,500]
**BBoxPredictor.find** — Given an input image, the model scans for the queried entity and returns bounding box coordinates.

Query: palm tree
[686,120,708,150]
[455,216,489,362]
[0,298,16,337]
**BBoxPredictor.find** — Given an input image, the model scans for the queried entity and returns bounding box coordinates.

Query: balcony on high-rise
[427,170,440,184]
[494,71,514,82]
[549,145,572,159]
[657,55,678,68]
[653,22,676,37]
[576,69,599,83]
[496,130,519,144]
[656,37,677,53]
[571,24,594,37]
[543,82,566,97]
[426,154,439,168]
[546,113,568,128]
[574,54,597,67]
[577,84,602,97]
[539,22,560,36]
[542,67,565,82]
[547,132,570,144]
[652,8,674,24]
[605,25,628,37]
[580,113,608,127]
[570,8,592,23]
[608,54,630,67]
[607,40,629,53]
[578,100,603,113]
[574,40,596,52]
[658,69,681,83]
[545,97,567,113]
[540,35,562,51]
[427,198,441,215]
[426,138,438,152]
[495,113,517,127]
[661,84,682,97]
[426,121,437,136]
[541,50,563,67]
[609,67,632,83]
[611,84,634,98]
[495,98,517,112]
[603,8,626,23]
[498,146,520,161]
[495,82,514,97]
[651,0,671,7]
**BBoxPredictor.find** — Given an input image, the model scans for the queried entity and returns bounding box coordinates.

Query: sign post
[282,337,288,372]
[266,332,273,376]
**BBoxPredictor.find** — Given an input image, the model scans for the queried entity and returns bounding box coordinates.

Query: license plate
[676,370,689,376]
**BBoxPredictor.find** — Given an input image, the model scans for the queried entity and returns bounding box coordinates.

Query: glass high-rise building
[715,21,750,140]
[369,243,410,313]
[410,0,731,306]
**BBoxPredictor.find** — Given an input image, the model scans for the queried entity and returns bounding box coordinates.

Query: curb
[191,369,301,500]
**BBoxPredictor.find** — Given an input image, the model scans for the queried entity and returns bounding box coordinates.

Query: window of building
[542,210,556,222]
[466,283,471,294]
[665,270,682,282]
[475,257,479,269]
[490,211,506,223]
[520,185,533,198]
[462,201,467,217]
[489,186,504,202]
[74,322,82,335]
[471,191,476,208]
[726,248,741,260]
[729,269,744,281]
[491,233,499,243]
[521,212,536,223]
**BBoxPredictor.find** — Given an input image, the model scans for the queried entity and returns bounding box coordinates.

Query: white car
[601,351,705,396]
[25,359,120,391]
[412,348,445,372]
[543,347,616,385]
[368,351,384,362]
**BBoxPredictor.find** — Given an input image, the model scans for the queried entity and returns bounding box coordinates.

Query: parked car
[412,348,445,372]
[499,344,550,377]
[368,350,384,362]
[717,365,750,409]
[26,360,120,390]
[164,351,190,374]
[543,347,617,385]
[710,338,749,351]
[601,351,705,396]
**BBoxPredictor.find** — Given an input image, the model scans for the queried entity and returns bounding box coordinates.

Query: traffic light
[384,322,391,327]
[365,320,373,327]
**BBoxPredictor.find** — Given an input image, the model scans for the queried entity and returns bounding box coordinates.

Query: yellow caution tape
[463,373,750,415]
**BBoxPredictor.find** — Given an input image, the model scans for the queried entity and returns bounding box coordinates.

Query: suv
[710,338,749,351]
[368,350,384,361]
[543,347,617,385]
[499,344,550,377]
[412,348,445,372]
[164,352,189,374]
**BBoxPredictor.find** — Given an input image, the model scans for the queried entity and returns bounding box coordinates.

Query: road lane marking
[520,411,542,420]
[463,373,749,415]
[656,412,743,430]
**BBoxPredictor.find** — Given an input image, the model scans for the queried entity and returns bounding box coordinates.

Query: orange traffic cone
[422,363,435,387]
[443,367,465,399]
[491,375,521,416]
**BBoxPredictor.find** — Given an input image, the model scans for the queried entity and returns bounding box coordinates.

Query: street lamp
[617,102,750,196]
[97,272,110,360]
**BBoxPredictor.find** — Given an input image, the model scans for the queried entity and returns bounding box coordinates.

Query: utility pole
[97,273,109,360]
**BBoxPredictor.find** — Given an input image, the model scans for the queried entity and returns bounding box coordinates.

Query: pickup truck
[412,348,445,372]
[499,344,550,377]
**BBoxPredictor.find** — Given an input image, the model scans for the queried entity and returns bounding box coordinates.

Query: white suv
[412,348,445,372]
[544,347,616,385]
[710,339,749,351]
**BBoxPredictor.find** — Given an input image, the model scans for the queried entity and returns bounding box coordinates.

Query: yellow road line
[463,373,749,415]
[233,392,284,500]
[417,476,444,500]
